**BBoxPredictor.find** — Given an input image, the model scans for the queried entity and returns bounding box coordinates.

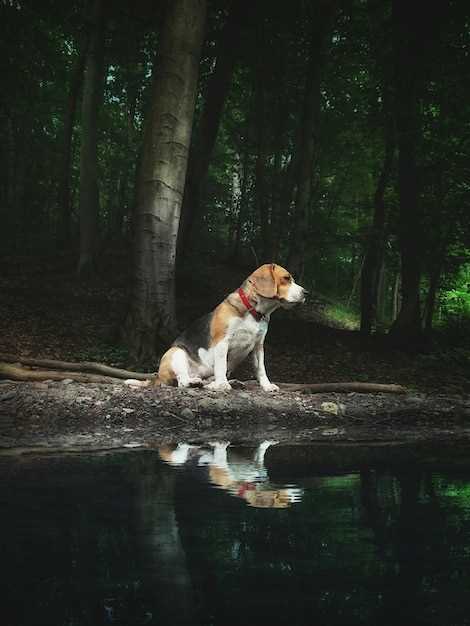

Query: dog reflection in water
[158,441,303,509]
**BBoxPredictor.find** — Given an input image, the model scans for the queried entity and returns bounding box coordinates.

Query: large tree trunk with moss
[77,0,105,278]
[123,0,207,365]
[389,0,423,342]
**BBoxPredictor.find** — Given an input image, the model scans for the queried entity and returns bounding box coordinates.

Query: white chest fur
[226,315,268,371]
[195,314,268,376]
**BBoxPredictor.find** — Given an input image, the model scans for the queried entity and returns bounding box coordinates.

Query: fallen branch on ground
[0,357,407,393]
[243,380,409,393]
[254,381,407,394]
[0,353,153,380]
[0,363,127,384]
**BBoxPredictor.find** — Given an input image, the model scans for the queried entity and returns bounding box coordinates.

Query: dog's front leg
[205,339,232,391]
[252,341,279,392]
[254,440,279,465]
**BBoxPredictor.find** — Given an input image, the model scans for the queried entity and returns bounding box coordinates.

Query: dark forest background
[1,0,469,381]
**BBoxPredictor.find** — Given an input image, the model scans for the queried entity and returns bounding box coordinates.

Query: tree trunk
[360,114,395,334]
[77,0,105,278]
[3,117,17,235]
[276,153,298,263]
[270,28,289,263]
[389,0,423,341]
[177,1,245,255]
[287,1,335,280]
[376,259,387,327]
[254,37,272,262]
[231,148,250,261]
[424,154,447,333]
[109,83,138,241]
[271,136,284,261]
[56,32,88,248]
[392,272,401,322]
[424,259,443,332]
[138,469,195,624]
[123,0,207,365]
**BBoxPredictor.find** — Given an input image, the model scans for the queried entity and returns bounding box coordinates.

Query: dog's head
[242,486,303,508]
[248,263,307,308]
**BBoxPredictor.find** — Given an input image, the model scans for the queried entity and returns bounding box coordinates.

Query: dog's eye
[283,275,291,282]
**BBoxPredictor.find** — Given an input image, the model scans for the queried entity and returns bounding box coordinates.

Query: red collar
[238,287,264,321]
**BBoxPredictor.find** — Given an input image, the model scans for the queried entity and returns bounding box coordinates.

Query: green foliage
[435,264,470,342]
[441,288,470,321]
[322,301,360,330]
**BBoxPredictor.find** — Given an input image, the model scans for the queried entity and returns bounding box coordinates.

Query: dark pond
[2,441,470,626]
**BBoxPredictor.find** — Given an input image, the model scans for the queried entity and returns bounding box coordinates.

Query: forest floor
[1,250,470,452]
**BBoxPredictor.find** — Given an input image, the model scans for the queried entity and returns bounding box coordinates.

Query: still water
[2,441,470,626]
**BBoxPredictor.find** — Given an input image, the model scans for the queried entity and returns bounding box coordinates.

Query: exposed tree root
[0,356,407,394]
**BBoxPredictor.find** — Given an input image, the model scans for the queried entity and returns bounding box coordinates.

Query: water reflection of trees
[173,457,470,626]
[3,450,470,625]
[360,468,470,626]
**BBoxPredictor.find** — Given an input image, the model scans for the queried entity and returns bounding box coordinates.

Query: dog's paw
[208,441,230,449]
[188,377,204,387]
[261,382,279,392]
[205,380,232,392]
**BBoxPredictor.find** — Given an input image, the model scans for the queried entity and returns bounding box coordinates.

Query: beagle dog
[158,441,303,508]
[155,263,306,391]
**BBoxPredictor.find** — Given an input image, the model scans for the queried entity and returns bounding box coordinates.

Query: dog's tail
[124,378,151,388]
[124,353,177,388]
[124,373,172,388]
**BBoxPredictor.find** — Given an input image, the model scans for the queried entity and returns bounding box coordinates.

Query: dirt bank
[1,380,470,453]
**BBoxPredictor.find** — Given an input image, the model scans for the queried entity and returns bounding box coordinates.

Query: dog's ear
[250,264,277,298]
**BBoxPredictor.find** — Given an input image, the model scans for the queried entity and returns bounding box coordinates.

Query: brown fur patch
[272,263,293,300]
[244,489,291,508]
[248,263,294,300]
[208,465,232,488]
[209,301,242,347]
[155,346,179,386]
[158,445,176,463]
[249,263,277,298]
